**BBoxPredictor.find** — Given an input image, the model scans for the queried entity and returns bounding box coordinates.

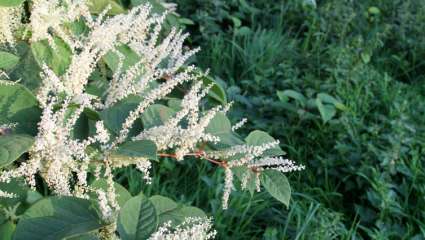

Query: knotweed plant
[0,0,303,239]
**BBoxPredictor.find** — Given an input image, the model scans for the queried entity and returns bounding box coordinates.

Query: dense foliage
[0,0,302,239]
[1,0,425,239]
[172,0,425,239]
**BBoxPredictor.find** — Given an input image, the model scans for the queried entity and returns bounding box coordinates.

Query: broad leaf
[14,196,104,240]
[103,44,140,73]
[315,98,336,123]
[0,0,24,7]
[31,37,72,76]
[202,76,227,104]
[277,90,306,106]
[0,179,29,209]
[260,170,291,207]
[150,195,206,226]
[206,112,244,149]
[245,130,285,157]
[141,104,175,129]
[67,234,100,240]
[117,194,157,240]
[317,93,346,111]
[9,43,42,91]
[0,51,19,70]
[113,140,157,161]
[99,95,143,135]
[0,135,34,168]
[0,221,15,240]
[149,195,178,215]
[0,82,41,135]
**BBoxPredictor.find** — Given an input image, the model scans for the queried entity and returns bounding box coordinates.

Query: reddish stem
[158,150,227,167]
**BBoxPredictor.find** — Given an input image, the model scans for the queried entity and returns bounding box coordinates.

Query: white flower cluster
[133,81,225,160]
[149,217,217,240]
[0,122,17,135]
[0,0,216,227]
[0,95,108,196]
[0,0,304,237]
[204,140,305,209]
[249,156,306,173]
[0,189,16,198]
[0,5,22,46]
[30,0,90,48]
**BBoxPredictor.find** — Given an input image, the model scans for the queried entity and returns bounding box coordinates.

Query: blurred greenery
[118,0,425,239]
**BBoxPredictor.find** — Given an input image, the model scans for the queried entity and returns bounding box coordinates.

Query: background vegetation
[133,0,425,239]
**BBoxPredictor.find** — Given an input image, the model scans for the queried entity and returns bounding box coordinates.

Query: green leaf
[0,135,34,168]
[245,130,285,157]
[67,234,100,240]
[14,196,104,240]
[260,170,291,207]
[315,98,336,123]
[0,0,24,7]
[99,95,143,135]
[0,51,19,70]
[88,0,126,15]
[317,93,346,110]
[0,221,15,240]
[202,76,227,105]
[117,194,158,240]
[103,44,140,73]
[206,112,244,149]
[360,52,371,64]
[159,206,206,226]
[25,190,43,205]
[167,98,182,112]
[9,43,43,91]
[31,37,72,76]
[0,179,28,208]
[230,16,242,28]
[277,90,306,106]
[90,179,132,207]
[149,195,178,214]
[150,195,206,226]
[141,104,175,129]
[0,82,41,135]
[114,140,157,161]
[206,112,231,134]
[178,18,195,25]
[368,6,381,15]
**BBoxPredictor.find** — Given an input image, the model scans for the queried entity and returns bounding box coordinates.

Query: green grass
[117,0,425,239]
